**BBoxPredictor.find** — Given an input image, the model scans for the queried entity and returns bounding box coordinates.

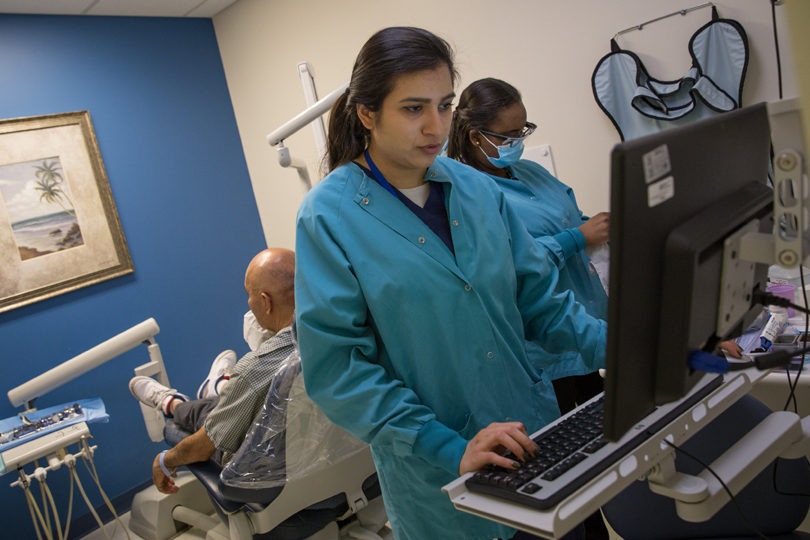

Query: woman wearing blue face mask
[449,79,610,539]
[448,78,609,416]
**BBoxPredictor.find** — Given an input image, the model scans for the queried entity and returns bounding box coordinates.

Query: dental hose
[71,463,112,540]
[24,487,43,540]
[62,459,75,540]
[41,478,64,540]
[39,470,51,535]
[80,438,131,540]
[23,481,52,540]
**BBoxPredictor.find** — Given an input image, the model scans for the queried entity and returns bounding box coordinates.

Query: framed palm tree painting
[0,111,133,313]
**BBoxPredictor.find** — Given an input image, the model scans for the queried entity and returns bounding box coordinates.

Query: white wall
[212,0,799,250]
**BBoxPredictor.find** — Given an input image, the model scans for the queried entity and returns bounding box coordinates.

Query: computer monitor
[603,103,773,441]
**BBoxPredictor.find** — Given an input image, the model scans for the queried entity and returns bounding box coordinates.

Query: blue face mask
[479,133,525,168]
[439,138,449,157]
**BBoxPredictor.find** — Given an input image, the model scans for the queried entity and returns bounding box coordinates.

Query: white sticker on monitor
[642,144,671,184]
[647,176,674,207]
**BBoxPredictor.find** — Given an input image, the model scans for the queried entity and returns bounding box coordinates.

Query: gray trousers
[172,397,225,466]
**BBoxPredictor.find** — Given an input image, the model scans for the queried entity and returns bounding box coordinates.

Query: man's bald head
[245,248,295,333]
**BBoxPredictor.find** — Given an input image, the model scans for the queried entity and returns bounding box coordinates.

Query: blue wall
[0,14,266,537]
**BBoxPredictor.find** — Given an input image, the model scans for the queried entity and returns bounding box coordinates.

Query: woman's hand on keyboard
[459,421,538,475]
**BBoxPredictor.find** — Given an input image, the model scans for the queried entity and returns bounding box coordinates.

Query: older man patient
[128,247,295,494]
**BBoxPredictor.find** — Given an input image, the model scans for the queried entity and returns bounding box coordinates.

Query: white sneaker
[196,349,237,400]
[129,376,188,416]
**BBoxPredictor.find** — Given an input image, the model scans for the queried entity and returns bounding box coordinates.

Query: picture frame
[0,111,133,313]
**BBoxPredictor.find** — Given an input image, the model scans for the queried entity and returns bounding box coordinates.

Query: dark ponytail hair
[326,27,457,171]
[447,78,522,165]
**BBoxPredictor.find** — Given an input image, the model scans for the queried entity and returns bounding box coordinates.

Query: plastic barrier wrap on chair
[220,350,368,489]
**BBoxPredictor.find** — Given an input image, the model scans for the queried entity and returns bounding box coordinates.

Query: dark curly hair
[447,78,522,164]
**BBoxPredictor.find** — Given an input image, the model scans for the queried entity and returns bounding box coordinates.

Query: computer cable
[770,267,810,498]
[771,0,783,101]
[753,290,810,315]
[788,268,807,414]
[662,439,771,540]
[748,289,808,412]
[773,284,805,416]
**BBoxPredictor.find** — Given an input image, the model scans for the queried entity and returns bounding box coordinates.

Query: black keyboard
[466,395,617,509]
[465,376,723,510]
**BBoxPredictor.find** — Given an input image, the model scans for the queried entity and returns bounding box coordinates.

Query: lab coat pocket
[530,377,555,398]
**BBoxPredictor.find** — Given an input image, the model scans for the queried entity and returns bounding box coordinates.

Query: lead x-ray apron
[592,6,748,141]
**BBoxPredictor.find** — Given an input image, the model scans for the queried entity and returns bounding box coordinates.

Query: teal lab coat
[295,156,606,540]
[487,159,609,380]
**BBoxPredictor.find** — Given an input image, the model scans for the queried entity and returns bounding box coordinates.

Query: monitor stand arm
[645,410,807,523]
[646,452,709,503]
[739,98,808,269]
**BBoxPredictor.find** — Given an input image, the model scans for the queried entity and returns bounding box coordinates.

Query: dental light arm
[266,79,348,189]
[266,81,348,147]
[276,142,312,190]
[298,62,328,160]
[7,318,169,442]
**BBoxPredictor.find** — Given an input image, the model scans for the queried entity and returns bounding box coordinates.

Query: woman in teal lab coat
[295,27,604,540]
[448,78,609,415]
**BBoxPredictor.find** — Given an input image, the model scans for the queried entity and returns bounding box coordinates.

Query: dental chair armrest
[163,421,272,512]
[219,481,284,504]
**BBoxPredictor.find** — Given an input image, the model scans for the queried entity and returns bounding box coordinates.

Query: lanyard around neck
[364,149,399,198]
[363,149,445,204]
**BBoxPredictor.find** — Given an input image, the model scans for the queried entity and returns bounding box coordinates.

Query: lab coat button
[487,352,495,359]
[430,172,436,178]
[464,284,472,291]
[362,197,369,205]
[530,196,536,200]
[418,236,426,244]
[452,220,459,226]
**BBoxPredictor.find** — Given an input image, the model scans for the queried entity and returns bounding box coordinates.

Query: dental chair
[602,393,810,540]
[129,349,390,540]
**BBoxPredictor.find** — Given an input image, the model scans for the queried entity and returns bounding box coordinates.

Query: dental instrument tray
[0,397,109,456]
[0,403,84,445]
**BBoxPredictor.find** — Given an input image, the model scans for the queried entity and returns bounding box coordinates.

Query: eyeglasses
[478,122,536,148]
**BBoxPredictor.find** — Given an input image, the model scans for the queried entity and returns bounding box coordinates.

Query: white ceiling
[0,0,238,18]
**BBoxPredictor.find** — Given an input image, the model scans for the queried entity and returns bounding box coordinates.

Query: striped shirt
[204,325,295,464]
